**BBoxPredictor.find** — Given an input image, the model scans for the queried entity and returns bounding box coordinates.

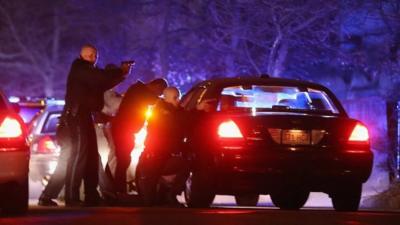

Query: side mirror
[11,103,20,113]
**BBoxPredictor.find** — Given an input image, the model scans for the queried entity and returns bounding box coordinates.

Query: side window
[181,87,207,111]
[41,113,61,133]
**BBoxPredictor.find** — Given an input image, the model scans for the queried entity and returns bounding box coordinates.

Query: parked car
[0,91,29,214]
[181,76,373,211]
[28,104,63,186]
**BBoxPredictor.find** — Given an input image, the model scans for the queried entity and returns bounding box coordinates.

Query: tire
[331,183,362,212]
[235,194,259,206]
[2,180,29,215]
[184,171,215,208]
[270,189,309,210]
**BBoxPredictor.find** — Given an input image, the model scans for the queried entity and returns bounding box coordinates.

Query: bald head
[80,44,98,65]
[163,87,180,107]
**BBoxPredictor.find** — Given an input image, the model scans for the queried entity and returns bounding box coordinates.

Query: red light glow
[218,120,243,138]
[348,123,369,142]
[0,117,23,138]
[38,136,57,153]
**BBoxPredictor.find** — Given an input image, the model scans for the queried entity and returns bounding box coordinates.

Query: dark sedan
[182,76,373,211]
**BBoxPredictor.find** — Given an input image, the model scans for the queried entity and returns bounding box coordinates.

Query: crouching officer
[136,87,188,207]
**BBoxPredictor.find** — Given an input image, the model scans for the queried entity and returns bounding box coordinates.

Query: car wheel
[270,189,309,210]
[235,194,259,206]
[331,183,362,212]
[2,180,29,215]
[184,170,215,208]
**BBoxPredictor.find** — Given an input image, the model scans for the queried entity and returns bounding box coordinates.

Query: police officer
[38,77,127,207]
[136,87,188,206]
[63,44,131,206]
[110,78,168,195]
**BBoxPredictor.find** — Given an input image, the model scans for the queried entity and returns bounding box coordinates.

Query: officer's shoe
[38,195,58,207]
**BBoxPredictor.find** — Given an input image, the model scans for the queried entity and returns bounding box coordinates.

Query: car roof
[45,104,64,112]
[195,76,330,90]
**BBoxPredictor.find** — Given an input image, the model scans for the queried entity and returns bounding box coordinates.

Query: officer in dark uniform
[62,44,131,206]
[136,87,188,206]
[110,78,168,195]
[37,62,128,207]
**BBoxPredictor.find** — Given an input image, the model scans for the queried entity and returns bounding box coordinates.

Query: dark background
[0,0,399,100]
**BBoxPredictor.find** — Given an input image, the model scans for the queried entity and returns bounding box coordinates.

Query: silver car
[28,101,142,197]
[28,103,63,189]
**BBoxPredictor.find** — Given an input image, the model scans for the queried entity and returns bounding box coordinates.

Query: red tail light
[0,116,23,138]
[37,136,58,153]
[218,120,243,138]
[348,123,369,142]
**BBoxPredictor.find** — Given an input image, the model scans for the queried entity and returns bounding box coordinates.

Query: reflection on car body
[182,76,373,211]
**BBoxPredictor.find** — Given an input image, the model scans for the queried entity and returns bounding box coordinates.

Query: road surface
[1,206,399,225]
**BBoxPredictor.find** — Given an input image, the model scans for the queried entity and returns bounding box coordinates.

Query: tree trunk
[267,34,282,77]
[159,1,171,78]
[386,101,399,182]
[272,41,288,77]
[44,75,54,97]
[225,0,240,77]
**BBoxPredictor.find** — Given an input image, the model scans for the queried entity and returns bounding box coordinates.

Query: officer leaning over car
[39,44,132,207]
[109,78,168,197]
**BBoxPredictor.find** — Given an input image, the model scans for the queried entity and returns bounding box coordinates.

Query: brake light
[218,120,243,138]
[0,117,23,138]
[37,136,58,153]
[348,123,369,142]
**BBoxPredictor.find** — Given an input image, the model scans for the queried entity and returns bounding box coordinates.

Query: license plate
[282,130,310,145]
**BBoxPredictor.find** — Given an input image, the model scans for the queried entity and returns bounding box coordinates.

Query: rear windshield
[41,112,61,133]
[217,85,340,114]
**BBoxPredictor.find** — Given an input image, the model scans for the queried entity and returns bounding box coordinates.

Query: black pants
[41,119,71,199]
[160,156,189,197]
[111,127,134,193]
[65,113,100,203]
[136,154,189,206]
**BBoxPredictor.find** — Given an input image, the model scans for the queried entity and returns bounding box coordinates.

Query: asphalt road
[1,206,399,225]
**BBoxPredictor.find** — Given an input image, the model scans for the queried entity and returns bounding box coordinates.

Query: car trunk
[227,112,359,150]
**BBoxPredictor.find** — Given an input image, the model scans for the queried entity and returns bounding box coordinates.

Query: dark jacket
[112,81,159,134]
[144,101,185,157]
[64,58,125,116]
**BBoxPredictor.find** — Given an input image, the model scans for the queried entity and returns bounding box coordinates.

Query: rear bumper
[0,150,30,184]
[209,147,373,194]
